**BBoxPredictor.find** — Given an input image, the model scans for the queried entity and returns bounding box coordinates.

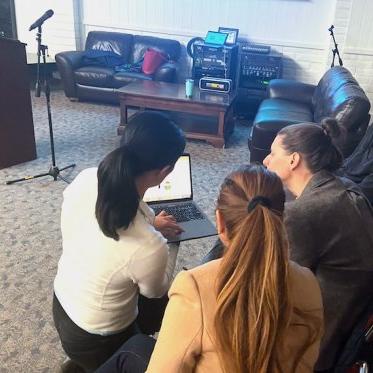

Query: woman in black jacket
[263,118,373,372]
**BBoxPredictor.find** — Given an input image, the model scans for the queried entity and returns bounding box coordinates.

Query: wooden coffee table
[117,80,236,147]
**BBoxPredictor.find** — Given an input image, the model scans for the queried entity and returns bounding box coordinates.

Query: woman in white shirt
[53,111,186,372]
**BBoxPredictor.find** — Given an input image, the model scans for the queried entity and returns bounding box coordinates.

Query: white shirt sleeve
[128,239,179,298]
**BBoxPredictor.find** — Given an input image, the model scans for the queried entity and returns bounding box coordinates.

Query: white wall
[13,0,373,103]
[14,0,78,58]
[341,0,373,101]
[82,0,334,48]
[81,0,337,83]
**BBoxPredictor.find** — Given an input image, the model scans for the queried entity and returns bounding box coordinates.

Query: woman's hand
[154,211,184,238]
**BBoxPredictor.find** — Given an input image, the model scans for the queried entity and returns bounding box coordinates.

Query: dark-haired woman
[263,118,373,371]
[53,111,185,371]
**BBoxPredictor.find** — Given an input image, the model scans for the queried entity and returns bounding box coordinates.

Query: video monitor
[204,31,228,46]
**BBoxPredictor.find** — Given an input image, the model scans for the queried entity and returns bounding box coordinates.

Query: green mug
[185,79,194,98]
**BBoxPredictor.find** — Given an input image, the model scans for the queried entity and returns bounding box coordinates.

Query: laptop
[204,31,228,47]
[143,154,217,243]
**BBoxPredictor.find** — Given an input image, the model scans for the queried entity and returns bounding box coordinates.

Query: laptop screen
[143,155,192,203]
[204,31,227,46]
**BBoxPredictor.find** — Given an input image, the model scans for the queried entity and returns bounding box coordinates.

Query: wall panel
[80,0,337,85]
[345,0,373,52]
[14,0,77,57]
[82,0,335,48]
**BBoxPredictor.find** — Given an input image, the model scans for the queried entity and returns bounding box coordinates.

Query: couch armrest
[269,79,316,106]
[153,61,179,83]
[55,51,85,98]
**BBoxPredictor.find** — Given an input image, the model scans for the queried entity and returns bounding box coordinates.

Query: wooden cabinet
[0,37,36,169]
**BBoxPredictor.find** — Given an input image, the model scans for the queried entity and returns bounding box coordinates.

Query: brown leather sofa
[249,67,371,162]
[55,31,181,104]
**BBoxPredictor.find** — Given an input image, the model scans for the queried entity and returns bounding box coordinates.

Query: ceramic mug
[185,78,194,98]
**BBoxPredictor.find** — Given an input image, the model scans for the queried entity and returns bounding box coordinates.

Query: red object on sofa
[142,48,168,75]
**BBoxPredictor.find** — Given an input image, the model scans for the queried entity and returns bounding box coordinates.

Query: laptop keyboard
[152,203,205,222]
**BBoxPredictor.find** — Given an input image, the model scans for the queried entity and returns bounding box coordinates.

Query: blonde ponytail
[214,165,315,373]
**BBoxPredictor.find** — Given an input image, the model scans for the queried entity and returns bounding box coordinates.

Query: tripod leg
[59,164,76,172]
[58,164,76,183]
[6,164,76,185]
[58,174,70,183]
[5,171,52,185]
[56,163,76,183]
[331,49,336,68]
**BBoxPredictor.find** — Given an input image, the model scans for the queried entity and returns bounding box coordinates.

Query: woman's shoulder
[297,171,350,203]
[285,174,342,221]
[63,167,98,196]
[171,260,222,296]
[288,261,323,311]
[286,172,370,221]
[188,259,222,282]
[71,167,98,184]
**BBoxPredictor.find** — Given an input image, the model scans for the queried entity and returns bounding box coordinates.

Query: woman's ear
[290,152,301,170]
[216,209,229,247]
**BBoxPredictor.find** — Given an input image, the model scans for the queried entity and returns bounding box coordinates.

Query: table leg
[224,105,235,140]
[118,102,128,136]
[209,111,226,148]
[208,138,225,148]
[217,111,225,137]
[205,110,227,148]
[123,105,128,123]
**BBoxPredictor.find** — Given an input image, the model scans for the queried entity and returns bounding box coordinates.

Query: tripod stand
[329,25,343,68]
[6,25,75,185]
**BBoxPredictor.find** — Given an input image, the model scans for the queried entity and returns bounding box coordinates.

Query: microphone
[29,9,54,31]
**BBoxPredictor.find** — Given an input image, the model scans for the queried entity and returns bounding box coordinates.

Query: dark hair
[95,111,185,240]
[278,118,343,173]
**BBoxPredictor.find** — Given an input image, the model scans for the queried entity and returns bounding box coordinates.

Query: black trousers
[95,334,156,373]
[201,239,224,263]
[53,293,168,372]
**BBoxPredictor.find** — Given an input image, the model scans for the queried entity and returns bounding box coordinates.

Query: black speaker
[192,42,239,87]
[239,53,282,91]
[235,48,283,119]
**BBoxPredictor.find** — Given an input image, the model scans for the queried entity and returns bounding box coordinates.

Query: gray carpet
[0,90,250,372]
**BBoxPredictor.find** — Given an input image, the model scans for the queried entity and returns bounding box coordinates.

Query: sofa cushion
[85,31,133,63]
[313,66,370,131]
[131,35,180,64]
[112,71,153,89]
[254,98,313,129]
[252,98,313,150]
[74,66,114,87]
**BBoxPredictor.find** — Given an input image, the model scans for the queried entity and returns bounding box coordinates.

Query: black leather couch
[55,31,181,104]
[249,67,371,162]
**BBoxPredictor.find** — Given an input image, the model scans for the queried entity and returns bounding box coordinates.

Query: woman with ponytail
[145,164,323,373]
[53,111,185,371]
[264,118,373,371]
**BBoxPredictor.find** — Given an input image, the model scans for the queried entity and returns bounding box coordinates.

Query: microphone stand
[329,25,343,68]
[6,25,75,185]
